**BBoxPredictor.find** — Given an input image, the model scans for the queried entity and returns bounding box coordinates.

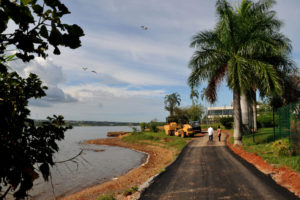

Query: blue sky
[11,0,300,122]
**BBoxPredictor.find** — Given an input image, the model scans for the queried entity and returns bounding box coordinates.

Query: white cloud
[63,83,165,102]
[11,58,78,106]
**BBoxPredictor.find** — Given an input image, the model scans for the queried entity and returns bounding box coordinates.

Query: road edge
[133,139,196,200]
[224,131,300,199]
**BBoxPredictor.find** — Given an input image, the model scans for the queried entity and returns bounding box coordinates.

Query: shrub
[132,127,138,133]
[272,139,293,156]
[140,122,147,132]
[149,120,159,132]
[123,186,139,196]
[220,117,233,129]
[257,113,277,128]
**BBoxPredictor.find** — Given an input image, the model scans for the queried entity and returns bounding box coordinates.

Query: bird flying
[140,25,148,30]
[82,67,88,71]
[91,70,97,74]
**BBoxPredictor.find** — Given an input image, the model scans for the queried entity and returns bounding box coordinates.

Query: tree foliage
[164,92,181,117]
[0,0,84,66]
[0,0,84,199]
[188,0,294,144]
[0,70,71,199]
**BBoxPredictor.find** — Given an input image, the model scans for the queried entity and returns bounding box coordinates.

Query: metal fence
[278,102,300,154]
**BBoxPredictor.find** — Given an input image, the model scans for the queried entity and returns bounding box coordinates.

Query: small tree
[0,0,84,199]
[148,119,158,133]
[140,122,146,132]
[0,71,71,199]
[187,104,204,122]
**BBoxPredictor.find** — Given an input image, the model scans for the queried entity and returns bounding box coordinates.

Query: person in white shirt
[208,126,214,141]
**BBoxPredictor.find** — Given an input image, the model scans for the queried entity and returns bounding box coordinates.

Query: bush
[257,113,277,128]
[272,139,293,156]
[123,186,139,196]
[220,117,233,129]
[140,122,147,132]
[149,120,158,132]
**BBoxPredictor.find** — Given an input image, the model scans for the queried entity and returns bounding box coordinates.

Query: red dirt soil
[225,130,300,198]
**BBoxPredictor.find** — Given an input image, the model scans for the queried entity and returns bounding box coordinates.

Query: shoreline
[60,135,178,200]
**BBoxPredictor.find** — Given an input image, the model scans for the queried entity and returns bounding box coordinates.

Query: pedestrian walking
[217,125,221,142]
[208,126,214,141]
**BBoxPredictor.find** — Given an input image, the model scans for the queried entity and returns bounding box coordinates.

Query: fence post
[273,107,276,141]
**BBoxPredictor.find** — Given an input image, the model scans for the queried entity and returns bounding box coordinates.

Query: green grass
[97,194,115,200]
[122,131,191,153]
[241,128,300,172]
[123,186,139,196]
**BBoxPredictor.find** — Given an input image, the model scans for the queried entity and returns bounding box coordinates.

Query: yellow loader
[163,122,181,136]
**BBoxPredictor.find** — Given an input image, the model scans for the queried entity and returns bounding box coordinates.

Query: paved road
[140,134,299,200]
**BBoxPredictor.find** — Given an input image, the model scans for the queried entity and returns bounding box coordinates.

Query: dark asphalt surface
[140,134,299,200]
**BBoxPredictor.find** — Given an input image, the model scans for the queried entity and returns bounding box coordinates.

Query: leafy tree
[164,92,181,117]
[188,0,293,145]
[0,0,84,65]
[0,70,71,199]
[0,0,84,199]
[173,107,189,125]
[186,104,204,122]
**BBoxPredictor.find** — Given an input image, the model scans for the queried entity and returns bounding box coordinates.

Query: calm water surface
[30,126,145,200]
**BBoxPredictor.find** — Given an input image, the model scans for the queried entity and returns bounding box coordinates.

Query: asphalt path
[140,133,299,200]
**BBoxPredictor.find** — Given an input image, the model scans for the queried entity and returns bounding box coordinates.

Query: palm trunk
[252,96,257,132]
[233,89,243,145]
[241,94,252,134]
[241,94,249,126]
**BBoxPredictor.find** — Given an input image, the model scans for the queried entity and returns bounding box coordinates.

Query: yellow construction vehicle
[165,122,199,138]
[163,122,181,136]
[174,124,194,138]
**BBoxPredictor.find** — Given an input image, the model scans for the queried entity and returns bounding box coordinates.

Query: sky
[9,0,300,122]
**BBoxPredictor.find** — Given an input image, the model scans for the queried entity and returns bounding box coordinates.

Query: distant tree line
[34,120,140,127]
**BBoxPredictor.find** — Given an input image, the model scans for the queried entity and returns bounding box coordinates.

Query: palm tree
[164,92,181,117]
[188,0,293,145]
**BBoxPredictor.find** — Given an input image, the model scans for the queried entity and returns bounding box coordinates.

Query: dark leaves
[32,4,43,15]
[39,164,50,181]
[1,0,84,62]
[0,65,71,200]
[40,25,48,38]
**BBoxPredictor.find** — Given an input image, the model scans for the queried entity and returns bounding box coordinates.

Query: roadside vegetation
[122,131,192,153]
[97,194,115,200]
[232,128,300,172]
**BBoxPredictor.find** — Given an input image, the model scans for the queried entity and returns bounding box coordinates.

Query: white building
[207,106,233,118]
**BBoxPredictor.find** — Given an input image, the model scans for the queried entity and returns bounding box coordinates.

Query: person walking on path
[208,126,214,141]
[217,125,221,142]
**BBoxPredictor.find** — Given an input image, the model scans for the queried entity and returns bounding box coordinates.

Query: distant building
[207,106,233,118]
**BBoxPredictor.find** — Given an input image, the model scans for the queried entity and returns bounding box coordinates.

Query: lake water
[30,126,145,200]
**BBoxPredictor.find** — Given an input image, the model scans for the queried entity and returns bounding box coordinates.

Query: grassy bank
[122,131,192,154]
[236,128,300,172]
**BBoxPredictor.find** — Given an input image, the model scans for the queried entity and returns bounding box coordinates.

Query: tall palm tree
[164,92,181,117]
[188,0,293,145]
